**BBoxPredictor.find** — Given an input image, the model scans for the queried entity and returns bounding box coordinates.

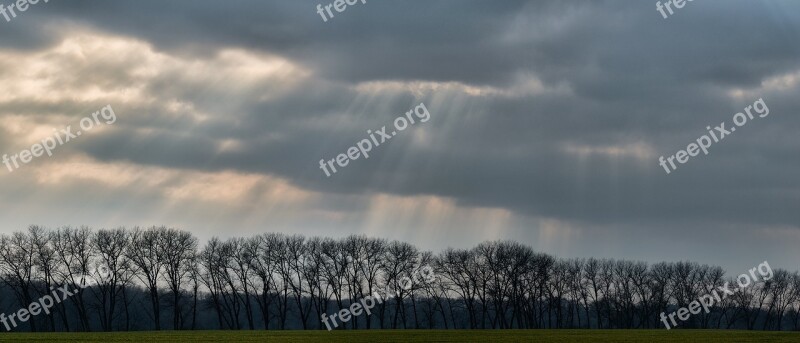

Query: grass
[0,330,798,342]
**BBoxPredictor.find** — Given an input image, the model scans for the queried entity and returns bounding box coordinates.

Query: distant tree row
[0,225,798,332]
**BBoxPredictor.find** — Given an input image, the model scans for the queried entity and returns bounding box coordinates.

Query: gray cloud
[1,0,799,271]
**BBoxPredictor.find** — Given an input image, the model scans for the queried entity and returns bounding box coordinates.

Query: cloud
[0,0,799,270]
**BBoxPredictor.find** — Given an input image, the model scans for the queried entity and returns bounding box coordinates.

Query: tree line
[0,225,798,332]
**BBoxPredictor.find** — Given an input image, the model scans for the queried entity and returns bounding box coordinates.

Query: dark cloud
[1,0,799,270]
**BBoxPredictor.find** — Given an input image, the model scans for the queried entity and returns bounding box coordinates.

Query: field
[0,330,799,342]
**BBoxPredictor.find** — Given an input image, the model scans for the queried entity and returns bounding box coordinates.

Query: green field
[0,330,798,342]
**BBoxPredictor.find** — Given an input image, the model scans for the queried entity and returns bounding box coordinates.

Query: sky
[0,0,798,273]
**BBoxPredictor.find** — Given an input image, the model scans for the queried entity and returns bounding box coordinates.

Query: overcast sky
[0,0,798,273]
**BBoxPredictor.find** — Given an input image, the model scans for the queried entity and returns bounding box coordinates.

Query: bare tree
[127,226,165,330]
[438,248,478,329]
[249,234,280,330]
[199,237,230,329]
[320,238,348,329]
[52,226,94,331]
[0,231,38,331]
[29,226,59,331]
[2,228,800,333]
[227,237,255,330]
[160,228,198,330]
[382,240,419,329]
[302,237,330,330]
[91,227,131,331]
